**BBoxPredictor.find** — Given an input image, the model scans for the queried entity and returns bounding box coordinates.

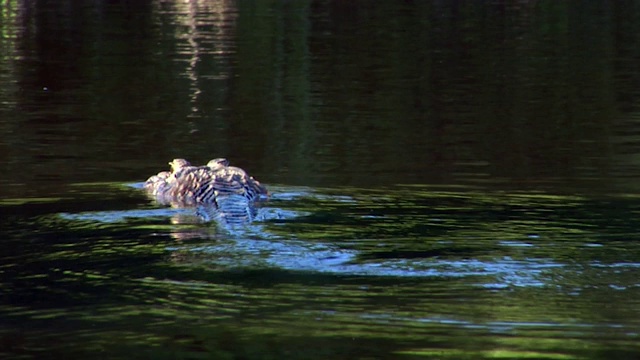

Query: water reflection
[156,0,238,129]
[2,1,640,193]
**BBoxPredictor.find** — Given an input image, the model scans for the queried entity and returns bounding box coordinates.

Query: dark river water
[3,1,640,359]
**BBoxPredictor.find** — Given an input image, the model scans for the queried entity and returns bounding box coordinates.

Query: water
[2,1,640,359]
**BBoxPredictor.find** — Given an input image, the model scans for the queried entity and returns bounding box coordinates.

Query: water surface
[2,1,640,359]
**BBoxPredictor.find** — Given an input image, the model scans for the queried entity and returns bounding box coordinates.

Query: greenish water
[3,183,640,359]
[2,0,640,359]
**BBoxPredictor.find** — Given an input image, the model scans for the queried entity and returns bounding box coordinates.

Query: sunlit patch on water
[167,240,357,271]
[263,185,316,200]
[498,241,535,247]
[59,208,195,223]
[59,206,309,225]
[165,238,562,287]
[125,182,147,190]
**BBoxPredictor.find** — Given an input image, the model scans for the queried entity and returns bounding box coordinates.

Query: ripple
[166,239,565,287]
[59,208,192,223]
